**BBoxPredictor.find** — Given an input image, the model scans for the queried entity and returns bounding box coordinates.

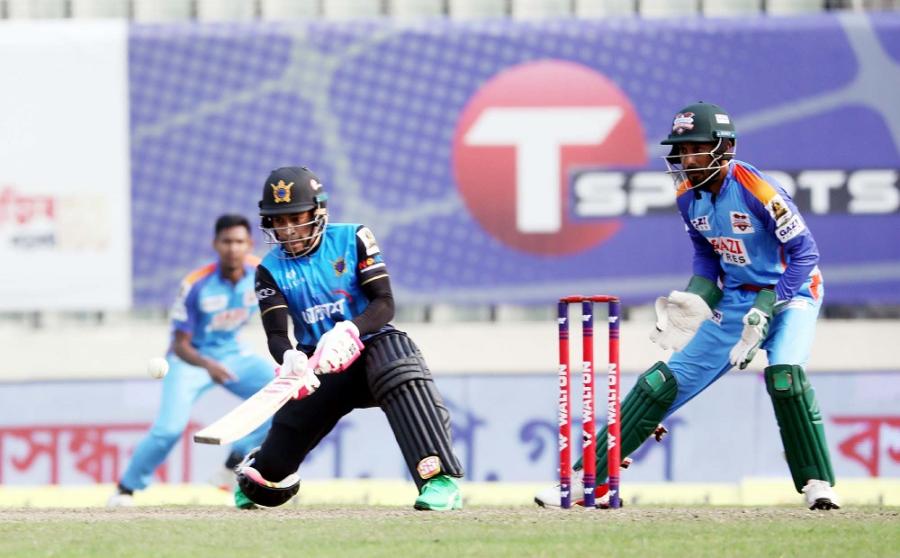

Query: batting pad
[765,364,835,492]
[366,332,464,488]
[577,361,678,481]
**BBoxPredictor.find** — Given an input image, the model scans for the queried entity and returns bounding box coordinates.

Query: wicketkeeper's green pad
[765,364,835,492]
[576,361,678,480]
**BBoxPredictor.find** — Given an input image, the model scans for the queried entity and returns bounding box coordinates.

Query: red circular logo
[453,60,646,255]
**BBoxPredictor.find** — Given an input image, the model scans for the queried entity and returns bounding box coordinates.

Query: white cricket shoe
[106,491,134,507]
[802,479,840,510]
[534,470,612,508]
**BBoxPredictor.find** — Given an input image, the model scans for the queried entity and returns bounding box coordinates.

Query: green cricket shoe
[414,474,462,511]
[234,486,258,510]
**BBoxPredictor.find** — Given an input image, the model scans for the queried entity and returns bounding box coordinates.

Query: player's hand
[278,349,310,377]
[276,350,320,400]
[313,321,364,374]
[728,290,776,370]
[649,291,712,351]
[204,360,237,384]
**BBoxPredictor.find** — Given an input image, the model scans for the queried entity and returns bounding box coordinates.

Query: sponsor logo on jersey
[708,236,752,266]
[271,180,293,203]
[255,287,277,300]
[356,227,380,256]
[766,194,792,226]
[301,298,347,325]
[358,254,385,271]
[711,309,723,325]
[691,215,711,231]
[199,294,228,313]
[730,211,754,233]
[208,307,249,331]
[672,112,695,134]
[776,214,806,243]
[453,60,647,255]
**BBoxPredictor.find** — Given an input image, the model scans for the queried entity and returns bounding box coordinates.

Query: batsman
[233,166,464,510]
[537,101,839,510]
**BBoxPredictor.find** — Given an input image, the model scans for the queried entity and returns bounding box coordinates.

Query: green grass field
[1,506,897,558]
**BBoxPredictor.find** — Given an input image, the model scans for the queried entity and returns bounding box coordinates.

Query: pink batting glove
[312,321,364,374]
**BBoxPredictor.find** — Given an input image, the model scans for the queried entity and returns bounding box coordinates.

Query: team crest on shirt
[332,257,347,277]
[765,195,792,226]
[730,212,754,234]
[672,112,695,135]
[271,180,293,203]
[690,215,711,231]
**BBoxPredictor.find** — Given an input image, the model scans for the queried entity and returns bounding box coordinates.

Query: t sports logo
[452,60,647,256]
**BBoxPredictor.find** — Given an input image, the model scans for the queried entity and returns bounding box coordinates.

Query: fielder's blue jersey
[258,223,389,351]
[169,257,261,355]
[677,160,823,303]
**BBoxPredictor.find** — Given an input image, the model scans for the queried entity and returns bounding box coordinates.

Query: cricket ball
[147,357,170,379]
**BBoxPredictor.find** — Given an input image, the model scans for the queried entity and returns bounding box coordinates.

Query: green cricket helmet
[661,101,736,151]
[661,102,737,191]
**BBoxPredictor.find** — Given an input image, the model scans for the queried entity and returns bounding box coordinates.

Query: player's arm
[740,182,819,302]
[729,173,819,369]
[351,225,395,335]
[256,265,293,364]
[169,280,236,383]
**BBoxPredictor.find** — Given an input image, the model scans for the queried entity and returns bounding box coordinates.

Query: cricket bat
[193,356,320,445]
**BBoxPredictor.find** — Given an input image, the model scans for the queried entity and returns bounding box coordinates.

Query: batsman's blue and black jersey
[257,223,393,352]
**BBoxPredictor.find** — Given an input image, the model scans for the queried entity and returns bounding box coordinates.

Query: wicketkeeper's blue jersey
[676,160,823,303]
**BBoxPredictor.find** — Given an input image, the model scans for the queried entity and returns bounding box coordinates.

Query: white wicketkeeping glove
[313,321,364,374]
[649,291,713,351]
[277,349,320,399]
[728,290,777,370]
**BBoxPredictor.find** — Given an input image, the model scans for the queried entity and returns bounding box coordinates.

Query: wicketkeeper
[536,102,839,510]
[234,166,464,510]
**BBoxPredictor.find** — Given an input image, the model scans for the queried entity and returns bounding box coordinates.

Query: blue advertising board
[129,13,900,306]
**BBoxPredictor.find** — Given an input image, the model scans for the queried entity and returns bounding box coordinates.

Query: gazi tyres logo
[453,60,647,256]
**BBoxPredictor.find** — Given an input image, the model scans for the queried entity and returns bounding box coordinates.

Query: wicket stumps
[558,295,621,509]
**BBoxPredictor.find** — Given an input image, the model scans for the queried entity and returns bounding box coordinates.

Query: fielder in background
[108,215,275,506]
[233,166,464,511]
[536,101,839,510]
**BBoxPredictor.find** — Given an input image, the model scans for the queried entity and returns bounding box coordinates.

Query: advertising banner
[0,22,131,310]
[127,14,900,307]
[0,372,896,485]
